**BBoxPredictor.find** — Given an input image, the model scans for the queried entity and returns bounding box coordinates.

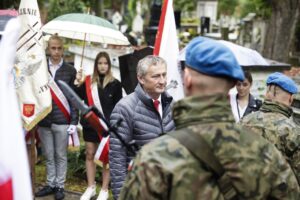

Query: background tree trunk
[263,0,300,62]
[94,0,102,16]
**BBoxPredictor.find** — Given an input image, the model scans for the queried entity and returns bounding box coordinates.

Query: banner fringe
[23,105,52,131]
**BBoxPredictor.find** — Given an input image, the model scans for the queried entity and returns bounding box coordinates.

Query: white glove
[67,125,77,135]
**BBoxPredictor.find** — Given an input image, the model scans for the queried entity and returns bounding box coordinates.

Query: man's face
[48,39,63,63]
[138,64,167,99]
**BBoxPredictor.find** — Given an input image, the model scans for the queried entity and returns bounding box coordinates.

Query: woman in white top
[230,71,262,122]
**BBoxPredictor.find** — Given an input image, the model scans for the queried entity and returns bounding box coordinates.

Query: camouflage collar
[172,94,235,129]
[260,100,293,118]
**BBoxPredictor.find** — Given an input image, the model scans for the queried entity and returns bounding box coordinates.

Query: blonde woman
[75,52,122,200]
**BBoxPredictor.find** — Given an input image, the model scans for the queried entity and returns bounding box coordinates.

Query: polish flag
[154,0,184,101]
[0,167,13,200]
[0,18,32,200]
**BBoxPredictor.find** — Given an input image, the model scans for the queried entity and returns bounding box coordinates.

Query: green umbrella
[42,13,130,46]
[42,13,130,70]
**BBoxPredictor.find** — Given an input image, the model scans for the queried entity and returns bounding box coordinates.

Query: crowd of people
[32,34,300,200]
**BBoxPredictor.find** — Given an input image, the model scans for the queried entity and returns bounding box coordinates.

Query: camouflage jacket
[241,100,300,183]
[119,94,300,200]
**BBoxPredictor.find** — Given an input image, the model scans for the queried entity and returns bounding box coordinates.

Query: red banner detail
[25,129,40,143]
[99,140,109,164]
[85,76,103,140]
[85,76,95,106]
[23,104,35,117]
[153,0,169,55]
[50,89,70,122]
[0,178,13,200]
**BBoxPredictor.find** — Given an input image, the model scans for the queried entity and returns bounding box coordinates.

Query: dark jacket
[243,94,262,117]
[109,83,175,199]
[76,78,122,128]
[39,61,78,127]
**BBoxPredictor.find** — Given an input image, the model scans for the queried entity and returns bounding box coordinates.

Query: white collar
[49,58,63,67]
[153,95,162,103]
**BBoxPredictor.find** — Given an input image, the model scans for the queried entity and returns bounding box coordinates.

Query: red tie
[153,99,160,112]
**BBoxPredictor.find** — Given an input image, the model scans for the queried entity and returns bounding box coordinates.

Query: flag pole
[79,33,87,70]
[29,128,36,194]
[78,7,90,82]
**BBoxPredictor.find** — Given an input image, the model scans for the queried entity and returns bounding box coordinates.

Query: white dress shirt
[49,58,63,78]
[153,95,162,118]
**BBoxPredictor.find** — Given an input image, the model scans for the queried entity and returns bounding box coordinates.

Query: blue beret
[266,72,298,94]
[185,36,245,81]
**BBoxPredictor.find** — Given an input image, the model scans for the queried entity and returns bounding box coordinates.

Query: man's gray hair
[137,55,167,77]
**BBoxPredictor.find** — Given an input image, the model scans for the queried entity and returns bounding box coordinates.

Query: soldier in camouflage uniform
[119,37,300,200]
[292,93,300,126]
[241,72,300,183]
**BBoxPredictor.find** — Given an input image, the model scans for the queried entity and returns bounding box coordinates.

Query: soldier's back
[242,107,300,183]
[120,122,300,200]
[242,109,295,150]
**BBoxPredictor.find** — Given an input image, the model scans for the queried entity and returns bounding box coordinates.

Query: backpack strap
[168,129,239,200]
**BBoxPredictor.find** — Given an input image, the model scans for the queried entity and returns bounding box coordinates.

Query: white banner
[16,0,52,130]
[154,0,184,101]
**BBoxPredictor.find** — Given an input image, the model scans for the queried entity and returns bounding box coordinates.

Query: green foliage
[174,0,197,12]
[1,0,19,9]
[1,0,45,10]
[218,0,239,16]
[217,0,271,19]
[127,0,152,30]
[67,145,103,182]
[126,0,197,30]
[47,0,87,21]
[238,0,271,18]
[67,147,86,179]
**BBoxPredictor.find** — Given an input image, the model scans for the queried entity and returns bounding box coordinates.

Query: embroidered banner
[16,0,51,130]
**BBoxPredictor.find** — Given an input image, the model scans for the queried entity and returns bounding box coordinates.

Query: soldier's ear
[289,95,294,106]
[183,68,192,90]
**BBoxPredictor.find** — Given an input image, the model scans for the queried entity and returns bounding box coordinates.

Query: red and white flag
[0,18,32,200]
[16,0,52,130]
[154,0,184,101]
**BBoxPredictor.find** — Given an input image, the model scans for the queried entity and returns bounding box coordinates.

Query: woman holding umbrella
[229,71,262,122]
[75,51,122,200]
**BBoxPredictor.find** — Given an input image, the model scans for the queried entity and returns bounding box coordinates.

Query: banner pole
[29,128,36,195]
